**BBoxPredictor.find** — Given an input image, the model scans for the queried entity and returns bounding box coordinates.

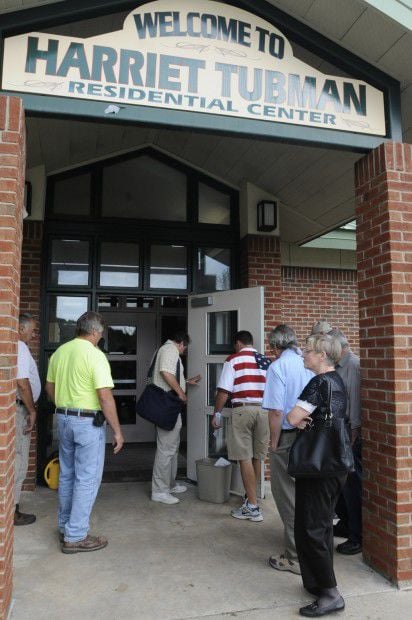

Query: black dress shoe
[336,539,362,555]
[14,509,36,526]
[299,596,345,617]
[333,521,348,538]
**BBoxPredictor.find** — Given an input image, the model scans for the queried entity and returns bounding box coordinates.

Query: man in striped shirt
[212,331,271,522]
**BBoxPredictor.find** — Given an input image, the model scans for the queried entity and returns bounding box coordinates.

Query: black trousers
[295,475,347,590]
[335,436,363,544]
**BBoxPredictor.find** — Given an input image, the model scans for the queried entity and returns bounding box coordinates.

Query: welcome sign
[1,0,386,135]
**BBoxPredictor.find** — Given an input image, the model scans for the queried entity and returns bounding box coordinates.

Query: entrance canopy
[1,0,409,242]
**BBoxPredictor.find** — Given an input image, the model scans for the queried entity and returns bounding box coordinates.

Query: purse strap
[325,377,333,420]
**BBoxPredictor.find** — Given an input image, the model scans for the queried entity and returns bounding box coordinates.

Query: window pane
[208,311,237,355]
[207,363,224,406]
[102,155,187,220]
[99,242,139,288]
[150,245,187,290]
[113,395,136,425]
[98,295,120,310]
[53,172,91,215]
[50,239,89,287]
[161,315,187,343]
[47,296,88,344]
[107,326,137,355]
[197,248,231,292]
[199,182,230,225]
[110,361,136,390]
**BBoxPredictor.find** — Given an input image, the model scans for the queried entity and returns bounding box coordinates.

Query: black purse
[136,350,183,431]
[287,379,354,478]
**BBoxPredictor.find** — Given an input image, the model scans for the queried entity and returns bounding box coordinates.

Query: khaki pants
[14,403,31,505]
[152,414,182,494]
[270,430,298,560]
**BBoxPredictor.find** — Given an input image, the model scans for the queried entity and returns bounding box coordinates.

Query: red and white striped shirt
[217,347,270,404]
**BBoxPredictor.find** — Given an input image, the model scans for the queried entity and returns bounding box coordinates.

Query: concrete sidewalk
[11,483,411,619]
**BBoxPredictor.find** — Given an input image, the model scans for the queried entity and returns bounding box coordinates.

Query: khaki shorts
[227,406,269,461]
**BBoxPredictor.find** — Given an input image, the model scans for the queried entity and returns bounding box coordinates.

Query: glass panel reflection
[199,182,230,225]
[50,239,90,287]
[208,311,238,355]
[107,326,137,354]
[110,360,136,389]
[197,248,231,292]
[207,363,224,406]
[48,296,88,344]
[99,242,139,288]
[150,245,187,290]
[208,416,228,458]
[113,395,136,425]
[102,155,187,221]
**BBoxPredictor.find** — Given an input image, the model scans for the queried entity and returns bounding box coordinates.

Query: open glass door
[187,286,265,493]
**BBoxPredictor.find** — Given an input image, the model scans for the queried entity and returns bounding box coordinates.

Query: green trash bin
[196,458,232,503]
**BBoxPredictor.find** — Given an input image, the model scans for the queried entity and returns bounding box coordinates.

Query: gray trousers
[14,403,31,505]
[152,414,182,494]
[270,430,298,560]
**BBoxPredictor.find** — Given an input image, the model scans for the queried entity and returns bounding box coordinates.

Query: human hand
[187,374,201,385]
[296,416,312,430]
[178,392,188,403]
[211,413,222,429]
[270,436,278,451]
[113,431,124,454]
[24,411,36,435]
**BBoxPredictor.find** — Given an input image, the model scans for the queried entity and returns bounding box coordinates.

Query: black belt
[56,407,101,418]
[232,402,262,408]
[16,398,24,406]
[282,428,297,433]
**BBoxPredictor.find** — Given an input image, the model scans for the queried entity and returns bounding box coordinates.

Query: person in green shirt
[46,311,124,554]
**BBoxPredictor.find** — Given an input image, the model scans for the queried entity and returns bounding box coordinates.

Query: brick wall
[20,221,43,490]
[240,235,282,349]
[355,141,412,585]
[0,96,25,620]
[281,267,359,353]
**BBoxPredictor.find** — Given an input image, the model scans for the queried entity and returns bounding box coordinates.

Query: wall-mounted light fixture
[257,200,277,232]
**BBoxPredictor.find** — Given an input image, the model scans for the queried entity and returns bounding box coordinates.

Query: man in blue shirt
[262,325,313,575]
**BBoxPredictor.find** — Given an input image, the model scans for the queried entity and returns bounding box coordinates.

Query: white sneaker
[170,484,187,494]
[151,492,180,505]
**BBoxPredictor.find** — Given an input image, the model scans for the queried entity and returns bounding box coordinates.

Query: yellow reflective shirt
[47,338,114,410]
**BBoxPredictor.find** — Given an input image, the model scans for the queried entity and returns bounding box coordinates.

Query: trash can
[196,458,232,503]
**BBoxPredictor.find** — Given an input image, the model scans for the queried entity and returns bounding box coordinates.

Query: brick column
[355,142,412,585]
[0,96,25,618]
[20,221,44,490]
[240,235,282,353]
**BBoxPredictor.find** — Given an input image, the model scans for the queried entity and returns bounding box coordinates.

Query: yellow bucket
[44,457,59,490]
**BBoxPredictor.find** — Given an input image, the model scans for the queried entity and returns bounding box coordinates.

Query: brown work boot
[14,505,36,526]
[62,534,108,554]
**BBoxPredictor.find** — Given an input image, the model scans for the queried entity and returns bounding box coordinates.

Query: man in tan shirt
[151,332,200,505]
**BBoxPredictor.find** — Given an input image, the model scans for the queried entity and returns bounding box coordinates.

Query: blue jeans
[57,414,106,542]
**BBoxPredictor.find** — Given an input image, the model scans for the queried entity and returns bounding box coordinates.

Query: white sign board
[1,0,386,135]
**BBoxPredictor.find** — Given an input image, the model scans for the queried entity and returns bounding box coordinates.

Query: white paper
[214,457,231,467]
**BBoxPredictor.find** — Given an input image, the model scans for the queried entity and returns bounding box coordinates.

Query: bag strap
[147,349,159,379]
[325,377,333,420]
[147,349,181,384]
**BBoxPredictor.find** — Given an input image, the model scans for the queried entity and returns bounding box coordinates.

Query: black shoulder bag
[287,378,354,478]
[136,351,183,431]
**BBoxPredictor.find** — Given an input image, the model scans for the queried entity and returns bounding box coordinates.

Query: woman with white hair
[287,334,348,618]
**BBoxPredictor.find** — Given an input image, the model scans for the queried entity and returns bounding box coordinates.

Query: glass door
[187,287,265,493]
[100,312,157,442]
